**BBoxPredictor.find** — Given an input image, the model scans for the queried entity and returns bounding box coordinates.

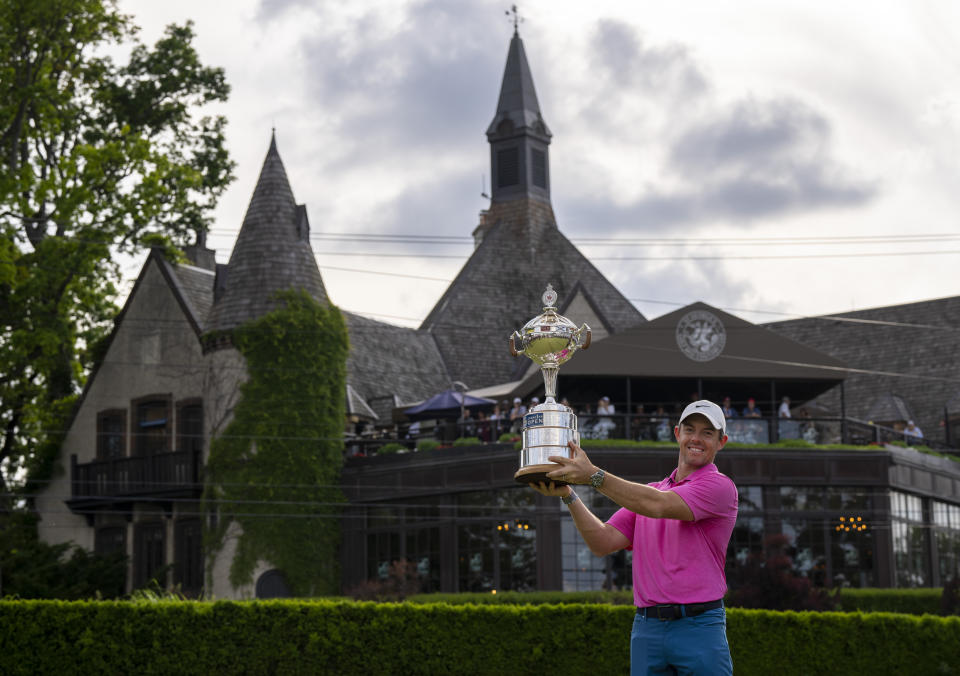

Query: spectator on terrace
[593,396,617,437]
[742,398,762,418]
[509,397,526,433]
[904,420,923,443]
[721,397,736,419]
[476,410,492,442]
[778,397,792,419]
[458,408,476,438]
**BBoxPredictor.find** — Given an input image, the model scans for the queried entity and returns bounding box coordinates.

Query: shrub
[375,442,408,455]
[346,559,423,602]
[416,439,440,452]
[452,436,481,447]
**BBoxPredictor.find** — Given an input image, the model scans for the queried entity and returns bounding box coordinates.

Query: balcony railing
[350,414,955,456]
[70,449,202,500]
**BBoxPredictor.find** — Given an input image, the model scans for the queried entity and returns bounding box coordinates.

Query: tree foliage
[0,0,235,503]
[0,513,126,599]
[204,291,349,597]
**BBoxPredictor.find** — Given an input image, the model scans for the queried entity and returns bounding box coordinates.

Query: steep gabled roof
[420,215,645,388]
[517,301,847,384]
[208,134,328,333]
[344,312,451,421]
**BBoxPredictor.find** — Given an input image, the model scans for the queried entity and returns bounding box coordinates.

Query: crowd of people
[439,394,794,443]
[401,393,932,449]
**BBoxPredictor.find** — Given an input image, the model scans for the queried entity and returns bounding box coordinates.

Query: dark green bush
[416,439,440,452]
[836,587,943,615]
[1,600,958,675]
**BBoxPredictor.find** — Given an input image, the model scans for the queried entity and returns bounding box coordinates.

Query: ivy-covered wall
[204,290,348,596]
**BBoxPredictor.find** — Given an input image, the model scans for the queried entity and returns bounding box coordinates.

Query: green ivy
[203,290,348,596]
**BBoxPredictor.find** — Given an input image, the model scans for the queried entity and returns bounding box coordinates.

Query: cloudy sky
[120,0,960,326]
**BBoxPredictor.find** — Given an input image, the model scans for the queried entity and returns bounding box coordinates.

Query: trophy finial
[542,284,558,309]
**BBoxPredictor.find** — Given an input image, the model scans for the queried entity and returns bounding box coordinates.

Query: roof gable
[556,301,848,380]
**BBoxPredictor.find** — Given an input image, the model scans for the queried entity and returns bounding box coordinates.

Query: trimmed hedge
[409,589,948,616]
[835,587,943,615]
[1,600,958,675]
[407,590,635,605]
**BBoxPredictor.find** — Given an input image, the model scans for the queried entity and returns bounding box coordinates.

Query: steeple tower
[486,29,552,204]
[208,132,328,336]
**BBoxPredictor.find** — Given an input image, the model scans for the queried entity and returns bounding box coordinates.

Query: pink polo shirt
[606,463,738,607]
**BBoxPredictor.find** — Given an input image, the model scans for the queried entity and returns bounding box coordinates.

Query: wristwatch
[589,469,606,488]
[561,489,578,505]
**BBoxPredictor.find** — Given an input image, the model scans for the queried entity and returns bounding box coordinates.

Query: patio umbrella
[403,389,496,420]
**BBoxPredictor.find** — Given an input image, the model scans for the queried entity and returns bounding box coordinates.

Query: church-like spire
[208,133,328,334]
[486,31,552,204]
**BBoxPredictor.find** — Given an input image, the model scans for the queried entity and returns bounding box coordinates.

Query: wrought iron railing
[71,449,202,498]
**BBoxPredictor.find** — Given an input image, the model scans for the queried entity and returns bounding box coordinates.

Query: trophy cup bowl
[509,284,591,486]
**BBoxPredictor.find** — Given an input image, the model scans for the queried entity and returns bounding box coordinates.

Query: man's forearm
[596,472,693,521]
[565,490,629,556]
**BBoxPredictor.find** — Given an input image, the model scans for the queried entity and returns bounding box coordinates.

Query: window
[933,501,960,583]
[727,487,764,570]
[174,519,203,597]
[891,491,929,587]
[457,488,537,592]
[134,397,170,455]
[406,527,440,593]
[133,521,166,589]
[561,489,622,591]
[97,410,126,459]
[531,148,547,188]
[496,147,520,187]
[177,401,203,454]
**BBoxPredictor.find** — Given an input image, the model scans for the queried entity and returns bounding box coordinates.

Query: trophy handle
[509,331,524,357]
[579,324,592,350]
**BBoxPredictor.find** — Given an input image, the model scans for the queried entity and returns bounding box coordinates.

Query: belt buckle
[655,604,677,621]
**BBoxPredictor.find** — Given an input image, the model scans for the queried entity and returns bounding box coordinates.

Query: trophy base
[514,464,569,486]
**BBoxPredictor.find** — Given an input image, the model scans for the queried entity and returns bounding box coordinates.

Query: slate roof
[207,134,328,333]
[170,263,215,332]
[865,393,915,424]
[486,31,551,138]
[767,295,960,443]
[420,204,646,388]
[343,311,451,422]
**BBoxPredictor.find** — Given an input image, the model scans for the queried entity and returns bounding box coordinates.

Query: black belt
[636,599,723,621]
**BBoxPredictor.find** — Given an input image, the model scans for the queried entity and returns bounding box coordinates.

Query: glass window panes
[891,491,930,587]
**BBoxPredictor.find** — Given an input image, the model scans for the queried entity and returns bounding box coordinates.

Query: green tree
[0,0,235,506]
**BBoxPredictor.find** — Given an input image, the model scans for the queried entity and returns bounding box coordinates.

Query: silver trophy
[509,284,592,485]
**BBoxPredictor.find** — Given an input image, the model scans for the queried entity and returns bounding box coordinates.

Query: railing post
[70,454,78,497]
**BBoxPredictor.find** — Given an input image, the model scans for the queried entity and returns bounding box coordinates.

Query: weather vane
[505,4,523,34]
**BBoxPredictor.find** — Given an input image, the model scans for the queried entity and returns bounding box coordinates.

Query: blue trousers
[630,607,733,675]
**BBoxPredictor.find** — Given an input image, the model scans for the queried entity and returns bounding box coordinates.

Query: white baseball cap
[531,397,540,403]
[679,400,727,435]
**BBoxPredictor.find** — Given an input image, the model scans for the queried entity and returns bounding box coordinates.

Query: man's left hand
[546,441,599,485]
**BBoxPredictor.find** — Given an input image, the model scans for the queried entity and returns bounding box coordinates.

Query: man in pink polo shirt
[533,399,737,675]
